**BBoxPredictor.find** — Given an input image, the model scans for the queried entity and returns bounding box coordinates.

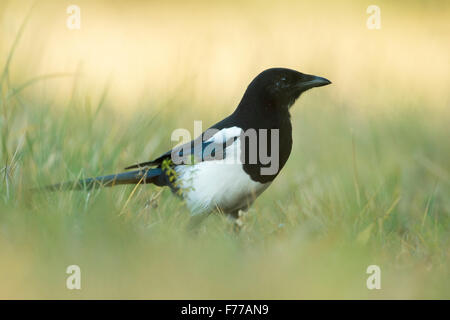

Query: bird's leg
[232,209,248,233]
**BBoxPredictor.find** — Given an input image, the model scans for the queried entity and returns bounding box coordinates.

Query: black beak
[296,74,332,91]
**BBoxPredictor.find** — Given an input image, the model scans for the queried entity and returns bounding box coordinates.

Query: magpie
[46,68,331,222]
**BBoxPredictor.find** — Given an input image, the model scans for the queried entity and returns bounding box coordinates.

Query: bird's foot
[232,210,248,233]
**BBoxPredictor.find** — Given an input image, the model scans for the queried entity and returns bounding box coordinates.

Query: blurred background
[0,0,449,299]
[1,0,449,110]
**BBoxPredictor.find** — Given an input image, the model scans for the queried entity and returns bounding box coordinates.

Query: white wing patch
[205,126,243,144]
[175,137,270,215]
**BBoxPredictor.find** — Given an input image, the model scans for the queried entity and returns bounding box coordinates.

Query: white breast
[175,138,270,215]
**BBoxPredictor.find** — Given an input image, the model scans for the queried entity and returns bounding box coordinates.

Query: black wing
[125,124,241,170]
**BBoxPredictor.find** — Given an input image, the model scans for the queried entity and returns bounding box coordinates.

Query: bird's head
[244,68,331,109]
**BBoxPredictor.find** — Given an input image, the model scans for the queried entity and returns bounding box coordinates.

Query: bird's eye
[275,77,287,88]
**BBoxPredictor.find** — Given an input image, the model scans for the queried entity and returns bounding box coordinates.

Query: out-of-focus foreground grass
[0,0,449,298]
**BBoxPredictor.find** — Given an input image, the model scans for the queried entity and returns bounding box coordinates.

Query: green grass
[1,75,449,298]
[0,3,449,299]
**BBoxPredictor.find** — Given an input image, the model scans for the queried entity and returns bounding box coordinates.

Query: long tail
[42,168,163,191]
